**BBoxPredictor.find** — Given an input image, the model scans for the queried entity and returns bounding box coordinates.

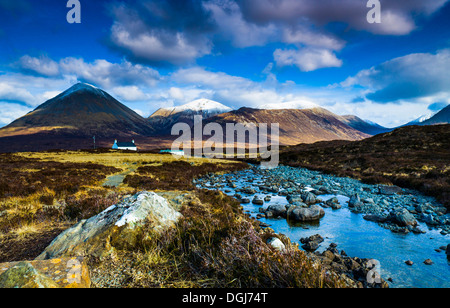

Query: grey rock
[36,192,181,260]
[390,208,417,227]
[287,204,325,222]
[379,185,403,195]
[348,194,363,208]
[266,204,287,218]
[301,192,317,204]
[252,197,264,205]
[363,214,388,223]
[302,241,319,252]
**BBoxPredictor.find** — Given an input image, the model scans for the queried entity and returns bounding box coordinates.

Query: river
[196,165,450,288]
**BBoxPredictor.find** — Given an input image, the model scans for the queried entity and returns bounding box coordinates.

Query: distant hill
[2,83,155,138]
[0,83,158,152]
[204,107,370,146]
[341,115,392,135]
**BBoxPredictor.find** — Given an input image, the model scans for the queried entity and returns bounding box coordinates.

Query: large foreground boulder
[36,192,182,260]
[287,204,325,222]
[0,257,90,288]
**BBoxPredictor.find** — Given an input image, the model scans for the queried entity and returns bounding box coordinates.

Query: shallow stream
[197,167,450,288]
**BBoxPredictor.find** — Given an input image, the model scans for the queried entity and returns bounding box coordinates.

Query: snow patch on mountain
[59,82,107,99]
[163,99,232,115]
[408,111,438,125]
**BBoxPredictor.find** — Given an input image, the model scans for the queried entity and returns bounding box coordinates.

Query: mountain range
[0,83,448,152]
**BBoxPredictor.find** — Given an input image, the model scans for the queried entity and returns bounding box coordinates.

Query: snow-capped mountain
[168,99,232,115]
[406,111,438,125]
[148,99,233,134]
[159,98,233,118]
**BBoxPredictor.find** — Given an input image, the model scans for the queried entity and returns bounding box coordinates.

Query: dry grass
[16,151,238,170]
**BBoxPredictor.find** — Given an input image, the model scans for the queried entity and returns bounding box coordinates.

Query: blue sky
[0,0,450,128]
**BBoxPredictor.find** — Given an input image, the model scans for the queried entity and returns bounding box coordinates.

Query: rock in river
[390,208,417,227]
[266,204,287,218]
[287,204,325,222]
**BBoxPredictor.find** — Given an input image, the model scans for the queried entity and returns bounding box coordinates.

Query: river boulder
[348,194,364,208]
[266,204,287,218]
[390,208,418,227]
[287,204,325,222]
[301,192,317,204]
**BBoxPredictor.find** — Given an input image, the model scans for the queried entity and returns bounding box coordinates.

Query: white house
[112,139,137,151]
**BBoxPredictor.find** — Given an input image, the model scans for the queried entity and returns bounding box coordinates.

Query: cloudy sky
[0,0,450,127]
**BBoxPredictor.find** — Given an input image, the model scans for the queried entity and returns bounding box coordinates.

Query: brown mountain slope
[1,83,155,138]
[204,107,370,146]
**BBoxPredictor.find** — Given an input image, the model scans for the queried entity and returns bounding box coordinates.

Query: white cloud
[170,66,324,109]
[341,49,450,103]
[59,57,160,89]
[112,86,149,101]
[110,24,212,65]
[203,0,277,48]
[282,27,345,51]
[274,47,343,72]
[17,55,60,77]
[0,102,32,126]
[172,67,252,89]
[0,82,36,105]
